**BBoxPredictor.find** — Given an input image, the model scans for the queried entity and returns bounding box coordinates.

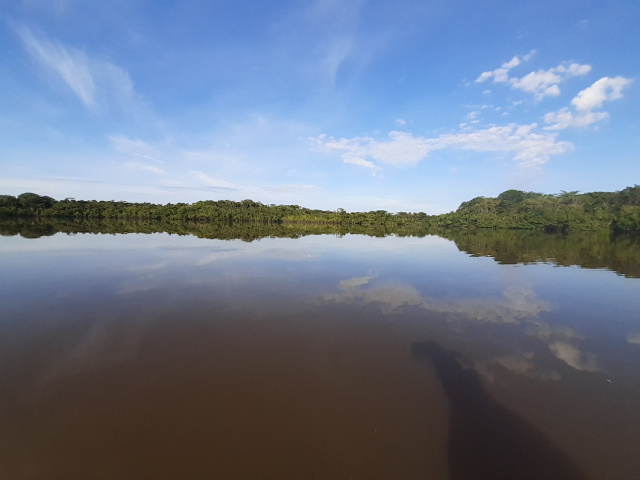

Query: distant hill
[1,186,639,232]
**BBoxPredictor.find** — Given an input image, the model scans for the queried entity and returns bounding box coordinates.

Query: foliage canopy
[1,185,639,232]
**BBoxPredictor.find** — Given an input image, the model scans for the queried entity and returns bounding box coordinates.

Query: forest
[1,185,639,232]
[2,217,639,278]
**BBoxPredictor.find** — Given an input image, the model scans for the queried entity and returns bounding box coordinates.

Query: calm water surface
[1,223,639,479]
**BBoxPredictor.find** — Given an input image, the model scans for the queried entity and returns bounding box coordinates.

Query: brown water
[1,223,639,479]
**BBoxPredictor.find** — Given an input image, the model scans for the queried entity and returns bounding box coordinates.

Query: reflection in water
[437,228,640,278]
[548,342,599,372]
[321,279,551,323]
[42,320,143,386]
[1,222,639,479]
[413,341,591,480]
[321,276,604,380]
[2,217,640,277]
[489,352,561,381]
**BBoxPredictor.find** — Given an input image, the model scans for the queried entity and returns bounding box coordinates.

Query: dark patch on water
[413,341,591,480]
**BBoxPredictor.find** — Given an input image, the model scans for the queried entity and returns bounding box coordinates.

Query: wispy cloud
[190,170,240,190]
[16,25,136,111]
[110,136,163,163]
[269,184,319,193]
[123,163,165,174]
[322,36,354,85]
[544,76,632,130]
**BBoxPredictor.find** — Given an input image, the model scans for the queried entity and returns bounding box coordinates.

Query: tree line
[1,185,639,231]
[2,217,639,278]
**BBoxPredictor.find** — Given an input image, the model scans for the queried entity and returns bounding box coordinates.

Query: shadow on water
[412,341,591,480]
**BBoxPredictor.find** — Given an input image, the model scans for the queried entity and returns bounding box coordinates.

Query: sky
[0,0,639,213]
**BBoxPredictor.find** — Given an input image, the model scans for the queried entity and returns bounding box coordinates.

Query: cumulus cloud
[476,55,522,83]
[543,108,609,130]
[477,53,590,100]
[395,118,407,126]
[17,25,136,111]
[571,76,632,111]
[312,123,572,169]
[510,63,591,100]
[544,76,632,130]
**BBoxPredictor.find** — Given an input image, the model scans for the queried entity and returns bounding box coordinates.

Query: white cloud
[543,108,609,130]
[544,76,632,130]
[628,333,640,345]
[477,54,591,100]
[123,163,165,174]
[475,51,536,83]
[467,111,480,120]
[368,131,432,165]
[345,157,383,173]
[522,50,536,61]
[482,90,491,95]
[269,184,319,193]
[394,118,407,126]
[322,36,354,86]
[510,63,591,100]
[571,76,632,111]
[188,171,319,198]
[476,55,521,83]
[17,25,136,111]
[191,170,239,190]
[312,122,572,169]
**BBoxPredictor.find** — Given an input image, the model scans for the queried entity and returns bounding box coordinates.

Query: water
[1,221,639,479]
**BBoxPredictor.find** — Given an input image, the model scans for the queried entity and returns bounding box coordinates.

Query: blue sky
[1,0,638,213]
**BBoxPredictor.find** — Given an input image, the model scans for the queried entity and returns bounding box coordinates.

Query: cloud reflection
[627,333,640,345]
[549,342,599,372]
[320,277,551,322]
[322,276,602,377]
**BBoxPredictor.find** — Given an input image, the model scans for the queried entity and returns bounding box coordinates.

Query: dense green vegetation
[437,228,640,278]
[1,186,639,231]
[2,217,639,278]
[0,217,432,241]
